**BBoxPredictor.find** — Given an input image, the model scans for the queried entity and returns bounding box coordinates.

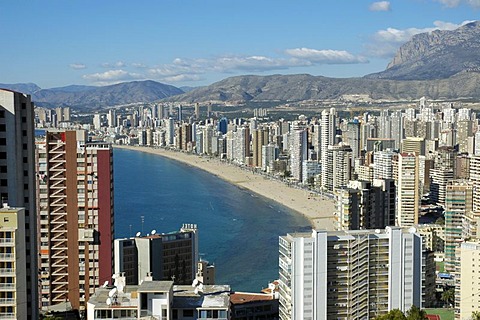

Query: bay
[113,148,311,292]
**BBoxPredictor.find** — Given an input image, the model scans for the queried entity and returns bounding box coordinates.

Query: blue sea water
[113,148,311,292]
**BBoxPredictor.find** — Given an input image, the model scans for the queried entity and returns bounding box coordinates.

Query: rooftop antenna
[106,297,112,306]
[135,231,141,237]
[151,229,156,235]
[102,281,109,288]
[141,215,145,235]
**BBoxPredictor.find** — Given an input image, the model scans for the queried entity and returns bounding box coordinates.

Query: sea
[113,148,311,292]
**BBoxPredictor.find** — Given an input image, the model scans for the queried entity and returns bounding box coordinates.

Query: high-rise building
[252,127,268,168]
[335,180,395,231]
[374,149,395,180]
[395,153,420,227]
[279,227,423,320]
[0,206,28,319]
[36,130,114,311]
[430,146,456,206]
[322,143,352,192]
[444,181,473,273]
[0,89,38,318]
[320,108,336,176]
[455,241,480,319]
[345,120,361,162]
[289,128,308,182]
[114,224,199,285]
[469,155,480,213]
[107,109,116,128]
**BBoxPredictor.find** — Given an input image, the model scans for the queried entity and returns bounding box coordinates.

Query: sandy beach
[114,145,336,231]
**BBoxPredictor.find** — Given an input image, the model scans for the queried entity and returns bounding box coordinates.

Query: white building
[279,227,423,320]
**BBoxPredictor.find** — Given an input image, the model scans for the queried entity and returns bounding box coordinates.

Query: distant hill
[0,83,41,95]
[165,72,480,103]
[32,80,184,110]
[366,21,480,80]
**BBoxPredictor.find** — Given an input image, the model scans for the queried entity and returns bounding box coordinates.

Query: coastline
[114,145,336,231]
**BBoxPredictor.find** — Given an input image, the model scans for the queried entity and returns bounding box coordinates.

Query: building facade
[0,89,38,318]
[37,130,114,310]
[279,227,423,320]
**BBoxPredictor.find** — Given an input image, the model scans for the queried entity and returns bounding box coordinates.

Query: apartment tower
[279,227,423,320]
[37,130,114,311]
[395,153,420,227]
[0,89,38,318]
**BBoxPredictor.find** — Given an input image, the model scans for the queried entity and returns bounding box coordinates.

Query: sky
[0,0,478,89]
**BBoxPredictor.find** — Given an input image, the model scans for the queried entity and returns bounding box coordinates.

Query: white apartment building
[395,153,420,227]
[0,206,27,320]
[455,241,480,320]
[279,227,423,320]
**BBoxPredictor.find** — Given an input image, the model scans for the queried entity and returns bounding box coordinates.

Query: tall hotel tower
[395,153,420,226]
[36,130,114,311]
[0,89,38,318]
[279,227,423,320]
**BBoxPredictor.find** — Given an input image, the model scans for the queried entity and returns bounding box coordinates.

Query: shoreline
[114,145,336,231]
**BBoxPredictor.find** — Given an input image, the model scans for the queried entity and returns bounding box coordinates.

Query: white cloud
[366,20,475,58]
[161,74,202,82]
[82,69,143,85]
[369,1,391,11]
[434,0,480,8]
[131,62,147,68]
[101,61,126,68]
[69,63,86,70]
[285,48,368,64]
[82,47,368,84]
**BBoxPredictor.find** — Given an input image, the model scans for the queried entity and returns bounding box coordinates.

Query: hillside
[366,21,480,80]
[165,72,480,103]
[32,80,184,110]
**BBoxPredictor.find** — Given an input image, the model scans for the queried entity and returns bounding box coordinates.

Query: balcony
[0,239,14,246]
[0,298,15,306]
[0,283,15,290]
[0,313,16,319]
[0,269,14,276]
[0,254,14,261]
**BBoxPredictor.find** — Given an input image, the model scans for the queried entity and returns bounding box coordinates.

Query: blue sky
[0,0,477,88]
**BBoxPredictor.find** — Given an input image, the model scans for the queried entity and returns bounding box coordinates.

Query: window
[183,309,194,317]
[0,152,6,159]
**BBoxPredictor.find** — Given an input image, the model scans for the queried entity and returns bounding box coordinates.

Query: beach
[115,145,336,231]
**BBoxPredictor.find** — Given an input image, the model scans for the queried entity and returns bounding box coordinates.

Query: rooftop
[138,281,173,293]
[230,292,274,305]
[173,285,230,309]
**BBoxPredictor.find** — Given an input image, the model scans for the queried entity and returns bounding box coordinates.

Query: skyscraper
[289,128,308,182]
[444,181,473,273]
[36,130,114,311]
[0,89,38,318]
[279,227,423,320]
[395,153,420,226]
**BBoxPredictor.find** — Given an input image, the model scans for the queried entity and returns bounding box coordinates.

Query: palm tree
[406,305,428,320]
[375,309,407,320]
[441,288,455,308]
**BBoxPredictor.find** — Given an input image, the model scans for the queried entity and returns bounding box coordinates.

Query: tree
[471,311,480,320]
[376,309,407,320]
[406,305,428,320]
[441,288,455,307]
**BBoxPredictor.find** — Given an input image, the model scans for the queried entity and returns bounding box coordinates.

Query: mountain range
[0,81,184,110]
[2,21,480,109]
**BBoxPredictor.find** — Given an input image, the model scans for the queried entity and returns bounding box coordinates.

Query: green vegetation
[376,306,428,320]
